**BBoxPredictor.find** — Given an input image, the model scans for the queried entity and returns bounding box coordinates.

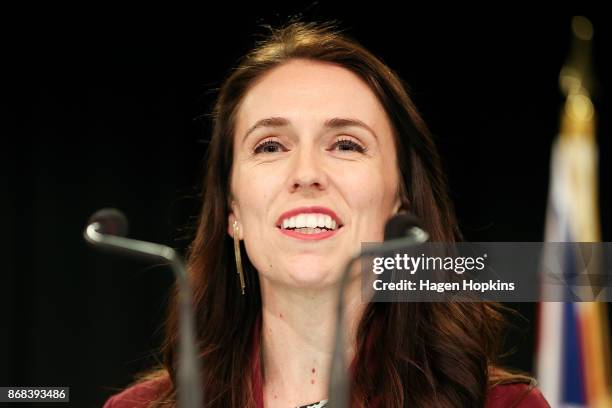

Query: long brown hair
[144,21,533,407]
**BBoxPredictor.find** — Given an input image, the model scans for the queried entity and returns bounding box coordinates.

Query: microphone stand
[84,214,203,408]
[327,220,429,407]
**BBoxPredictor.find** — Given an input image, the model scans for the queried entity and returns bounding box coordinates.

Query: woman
[103,21,549,407]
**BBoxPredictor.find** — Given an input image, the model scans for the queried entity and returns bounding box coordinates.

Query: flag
[535,16,612,408]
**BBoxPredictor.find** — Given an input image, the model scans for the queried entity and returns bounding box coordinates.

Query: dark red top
[103,316,550,407]
[103,377,550,408]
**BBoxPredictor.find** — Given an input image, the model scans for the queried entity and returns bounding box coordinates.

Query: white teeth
[306,214,317,228]
[293,227,325,234]
[280,213,339,230]
[324,217,332,229]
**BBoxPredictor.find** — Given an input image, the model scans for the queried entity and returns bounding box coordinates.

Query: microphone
[84,208,203,408]
[383,213,427,243]
[327,213,429,408]
[88,208,129,237]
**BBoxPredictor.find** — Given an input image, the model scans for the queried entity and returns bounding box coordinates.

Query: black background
[2,5,611,408]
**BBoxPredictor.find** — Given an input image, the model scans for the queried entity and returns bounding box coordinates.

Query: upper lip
[275,206,344,228]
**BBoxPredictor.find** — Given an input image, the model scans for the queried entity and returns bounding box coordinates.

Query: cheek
[233,165,283,223]
[333,162,396,210]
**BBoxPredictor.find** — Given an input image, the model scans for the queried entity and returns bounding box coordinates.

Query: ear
[393,195,410,215]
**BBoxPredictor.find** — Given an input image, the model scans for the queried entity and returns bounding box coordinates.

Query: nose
[289,144,328,193]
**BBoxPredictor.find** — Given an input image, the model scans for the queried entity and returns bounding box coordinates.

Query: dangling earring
[232,220,246,295]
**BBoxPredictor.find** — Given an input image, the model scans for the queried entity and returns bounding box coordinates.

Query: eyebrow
[243,116,378,143]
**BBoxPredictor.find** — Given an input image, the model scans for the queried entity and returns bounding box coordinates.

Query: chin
[254,253,347,290]
[280,258,341,289]
[286,271,338,289]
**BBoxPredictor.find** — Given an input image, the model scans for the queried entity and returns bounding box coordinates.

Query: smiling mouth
[277,213,343,231]
[276,224,343,240]
[277,226,343,234]
[275,208,344,240]
[276,215,344,240]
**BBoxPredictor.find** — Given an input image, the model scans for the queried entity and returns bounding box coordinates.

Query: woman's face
[229,59,402,289]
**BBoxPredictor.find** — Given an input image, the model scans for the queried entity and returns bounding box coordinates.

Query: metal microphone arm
[327,223,429,407]
[84,217,203,408]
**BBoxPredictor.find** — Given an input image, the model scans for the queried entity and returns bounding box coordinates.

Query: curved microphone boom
[327,213,429,408]
[84,208,203,408]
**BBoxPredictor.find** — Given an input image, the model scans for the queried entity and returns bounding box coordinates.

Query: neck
[258,276,364,408]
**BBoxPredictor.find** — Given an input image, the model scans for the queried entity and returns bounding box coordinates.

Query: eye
[254,139,286,154]
[331,137,367,153]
